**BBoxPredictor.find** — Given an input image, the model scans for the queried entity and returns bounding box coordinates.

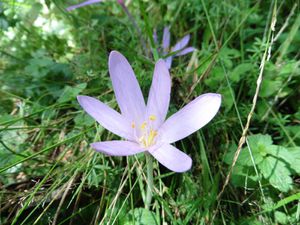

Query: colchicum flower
[77,51,221,172]
[154,26,195,69]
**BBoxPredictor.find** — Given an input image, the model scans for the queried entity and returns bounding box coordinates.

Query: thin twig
[210,1,278,223]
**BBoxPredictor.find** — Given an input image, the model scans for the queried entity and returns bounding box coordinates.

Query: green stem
[145,153,153,209]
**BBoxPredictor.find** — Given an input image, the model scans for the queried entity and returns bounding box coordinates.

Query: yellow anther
[149,115,156,121]
[147,129,157,146]
[140,122,147,130]
[131,122,136,128]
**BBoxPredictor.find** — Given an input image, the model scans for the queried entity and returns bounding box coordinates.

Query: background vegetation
[0,0,300,224]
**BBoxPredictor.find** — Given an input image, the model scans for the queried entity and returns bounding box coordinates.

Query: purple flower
[156,26,196,69]
[66,0,103,11]
[77,51,221,172]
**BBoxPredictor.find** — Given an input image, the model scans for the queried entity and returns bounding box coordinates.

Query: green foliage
[121,208,158,225]
[224,134,298,192]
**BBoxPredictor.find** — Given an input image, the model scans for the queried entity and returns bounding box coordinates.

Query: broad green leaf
[121,208,158,225]
[275,211,288,224]
[231,63,253,82]
[247,134,273,147]
[287,147,300,173]
[58,83,87,103]
[224,134,272,167]
[231,165,258,188]
[237,147,264,166]
[74,113,95,127]
[260,78,282,97]
[265,145,295,167]
[258,156,293,192]
[220,87,234,112]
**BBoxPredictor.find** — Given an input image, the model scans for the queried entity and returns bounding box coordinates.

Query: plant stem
[145,153,153,209]
[118,1,149,57]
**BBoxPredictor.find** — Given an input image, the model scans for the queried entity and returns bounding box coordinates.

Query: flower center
[132,115,158,148]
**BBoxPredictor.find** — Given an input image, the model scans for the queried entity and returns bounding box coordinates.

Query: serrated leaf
[231,63,253,82]
[258,156,293,192]
[260,78,282,97]
[224,134,271,167]
[265,145,295,167]
[237,147,264,166]
[231,165,258,188]
[287,147,300,173]
[74,113,94,127]
[219,87,234,112]
[58,83,87,103]
[275,211,288,224]
[247,134,273,147]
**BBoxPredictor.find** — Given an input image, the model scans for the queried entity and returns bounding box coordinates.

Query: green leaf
[260,78,282,97]
[265,145,295,167]
[224,134,273,167]
[219,87,234,112]
[258,156,293,192]
[287,147,300,173]
[231,63,253,82]
[58,83,87,103]
[121,208,158,225]
[247,134,273,147]
[74,113,95,127]
[231,165,258,188]
[275,211,288,224]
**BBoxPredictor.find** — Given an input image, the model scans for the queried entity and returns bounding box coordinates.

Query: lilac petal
[109,51,146,123]
[91,141,145,156]
[159,93,221,143]
[146,59,171,129]
[77,95,133,140]
[164,56,173,69]
[162,26,171,53]
[175,47,196,56]
[66,0,102,11]
[172,34,190,53]
[149,144,192,172]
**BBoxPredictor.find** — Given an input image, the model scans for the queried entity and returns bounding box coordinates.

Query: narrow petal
[149,144,192,172]
[164,56,173,69]
[146,59,171,129]
[109,51,146,123]
[162,26,171,53]
[159,93,221,143]
[91,141,145,156]
[66,0,102,11]
[172,34,190,53]
[77,95,133,140]
[175,47,196,56]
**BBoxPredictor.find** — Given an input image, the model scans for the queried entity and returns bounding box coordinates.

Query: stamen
[140,121,147,130]
[137,118,158,147]
[149,115,156,121]
[147,129,157,146]
[131,122,136,128]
